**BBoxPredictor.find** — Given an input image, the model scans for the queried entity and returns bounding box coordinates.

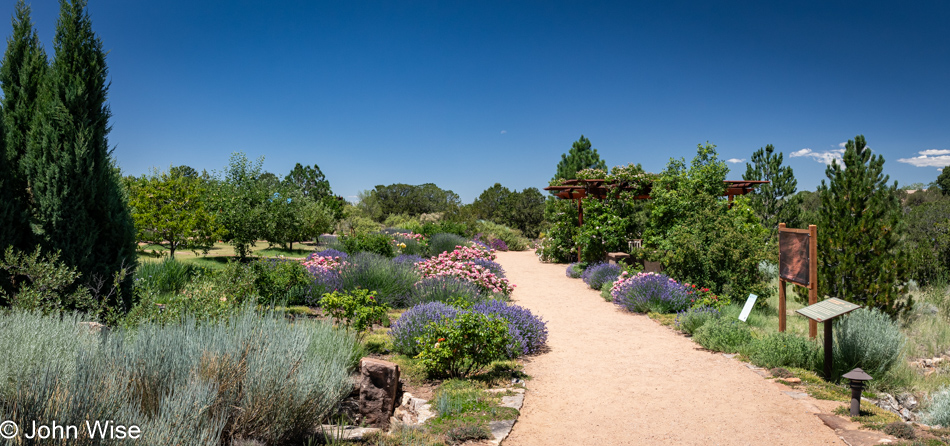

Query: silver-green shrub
[833,307,906,380]
[0,310,96,392]
[923,386,950,427]
[0,307,361,445]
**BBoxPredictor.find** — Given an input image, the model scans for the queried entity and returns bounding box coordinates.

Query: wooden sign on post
[778,223,818,338]
[797,298,861,380]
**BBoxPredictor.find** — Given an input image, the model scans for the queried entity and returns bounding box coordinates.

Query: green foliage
[504,187,546,238]
[339,252,420,308]
[600,282,613,301]
[135,258,203,296]
[123,276,239,327]
[128,169,220,259]
[0,309,96,390]
[833,307,906,381]
[747,332,821,371]
[429,232,469,256]
[673,306,721,335]
[904,199,950,284]
[1,307,362,446]
[474,220,529,251]
[647,142,729,241]
[416,312,515,378]
[251,259,312,305]
[340,232,396,257]
[923,386,950,427]
[337,204,385,235]
[0,0,45,255]
[743,144,802,239]
[319,289,390,336]
[937,168,950,195]
[883,422,917,440]
[0,246,99,314]
[537,197,578,263]
[552,135,608,183]
[692,318,753,353]
[23,0,138,312]
[575,193,650,262]
[213,152,268,260]
[818,135,910,317]
[473,183,512,222]
[659,196,770,301]
[284,162,332,200]
[366,183,461,220]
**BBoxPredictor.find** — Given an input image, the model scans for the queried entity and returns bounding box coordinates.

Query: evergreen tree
[23,0,137,310]
[936,167,950,195]
[0,0,47,252]
[742,144,802,238]
[552,135,607,182]
[817,135,908,316]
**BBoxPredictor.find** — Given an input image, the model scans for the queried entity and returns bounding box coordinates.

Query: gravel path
[496,250,843,446]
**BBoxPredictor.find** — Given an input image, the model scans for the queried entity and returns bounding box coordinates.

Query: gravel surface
[496,250,843,446]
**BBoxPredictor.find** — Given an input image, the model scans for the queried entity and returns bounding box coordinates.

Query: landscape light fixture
[842,367,872,417]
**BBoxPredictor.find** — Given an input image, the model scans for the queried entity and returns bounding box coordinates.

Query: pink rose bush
[416,249,513,296]
[301,254,346,276]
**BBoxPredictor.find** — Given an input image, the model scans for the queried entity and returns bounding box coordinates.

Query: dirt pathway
[496,250,843,446]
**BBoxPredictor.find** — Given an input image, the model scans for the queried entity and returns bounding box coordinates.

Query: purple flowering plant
[611,272,691,314]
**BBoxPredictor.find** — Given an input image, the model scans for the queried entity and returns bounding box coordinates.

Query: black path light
[842,368,873,417]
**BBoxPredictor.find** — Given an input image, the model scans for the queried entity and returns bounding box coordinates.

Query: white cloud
[897,149,950,168]
[726,158,745,164]
[789,148,845,165]
[500,130,507,134]
[838,142,847,148]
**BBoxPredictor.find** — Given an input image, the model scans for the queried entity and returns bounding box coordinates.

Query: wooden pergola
[543,179,769,259]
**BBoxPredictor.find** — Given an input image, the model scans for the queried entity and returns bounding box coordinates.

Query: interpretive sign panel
[779,231,810,286]
[796,298,861,323]
[738,294,757,322]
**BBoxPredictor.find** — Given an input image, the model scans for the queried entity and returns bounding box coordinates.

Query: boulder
[359,358,400,429]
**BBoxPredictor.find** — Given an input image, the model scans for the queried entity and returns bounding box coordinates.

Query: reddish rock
[359,358,401,429]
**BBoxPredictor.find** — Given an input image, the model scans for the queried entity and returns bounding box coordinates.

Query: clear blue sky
[6,1,950,202]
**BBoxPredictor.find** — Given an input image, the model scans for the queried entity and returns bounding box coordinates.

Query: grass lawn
[137,240,323,269]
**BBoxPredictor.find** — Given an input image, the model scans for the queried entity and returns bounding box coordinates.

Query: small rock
[924,359,934,367]
[359,358,400,429]
[781,377,802,384]
[900,408,915,422]
[897,393,918,411]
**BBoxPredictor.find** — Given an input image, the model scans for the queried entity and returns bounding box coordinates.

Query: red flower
[438,338,446,342]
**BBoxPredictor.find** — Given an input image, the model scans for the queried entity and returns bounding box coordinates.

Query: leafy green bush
[319,289,390,337]
[473,220,529,251]
[833,307,906,381]
[747,331,821,371]
[673,306,720,335]
[429,233,468,256]
[339,252,420,308]
[600,282,613,301]
[692,318,753,353]
[251,258,312,305]
[419,221,469,238]
[923,386,950,428]
[0,247,97,314]
[416,312,515,378]
[135,258,204,296]
[340,232,396,257]
[122,276,241,327]
[537,197,578,263]
[1,307,362,446]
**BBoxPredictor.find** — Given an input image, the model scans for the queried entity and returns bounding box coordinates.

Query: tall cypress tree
[0,0,47,252]
[742,144,802,238]
[24,0,136,310]
[817,135,908,316]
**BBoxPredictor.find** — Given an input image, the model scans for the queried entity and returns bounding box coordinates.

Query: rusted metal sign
[779,231,810,286]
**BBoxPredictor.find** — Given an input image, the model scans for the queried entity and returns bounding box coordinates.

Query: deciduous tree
[128,170,219,259]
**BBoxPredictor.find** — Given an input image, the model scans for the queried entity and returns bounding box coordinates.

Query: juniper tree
[817,135,909,316]
[742,144,802,238]
[23,0,137,310]
[0,0,47,252]
[552,135,607,182]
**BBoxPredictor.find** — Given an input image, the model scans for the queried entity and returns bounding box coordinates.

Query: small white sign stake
[739,294,758,322]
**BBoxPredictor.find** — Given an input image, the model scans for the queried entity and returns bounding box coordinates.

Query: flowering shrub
[319,289,389,337]
[416,256,514,296]
[338,252,420,308]
[565,262,584,279]
[611,272,691,314]
[469,258,505,278]
[472,300,548,356]
[302,253,346,276]
[441,245,496,262]
[673,306,720,335]
[312,249,348,260]
[392,232,427,256]
[682,282,730,310]
[389,302,459,356]
[489,239,508,251]
[416,311,515,378]
[409,276,487,306]
[428,233,469,256]
[582,262,622,290]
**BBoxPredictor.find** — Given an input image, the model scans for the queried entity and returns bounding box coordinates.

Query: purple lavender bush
[490,238,508,252]
[581,262,622,290]
[409,276,487,306]
[565,262,584,279]
[393,254,425,265]
[389,302,460,356]
[612,272,691,314]
[304,270,342,305]
[470,258,506,278]
[472,300,548,357]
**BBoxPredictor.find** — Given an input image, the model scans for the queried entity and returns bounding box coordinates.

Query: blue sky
[6,1,950,202]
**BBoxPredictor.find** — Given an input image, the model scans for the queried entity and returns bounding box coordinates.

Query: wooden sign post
[778,223,818,338]
[796,298,861,380]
